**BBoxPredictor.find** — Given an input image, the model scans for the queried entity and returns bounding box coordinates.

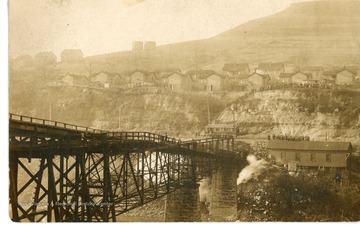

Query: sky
[9,0,314,59]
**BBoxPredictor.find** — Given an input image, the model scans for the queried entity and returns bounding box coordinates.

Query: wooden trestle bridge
[9,113,245,222]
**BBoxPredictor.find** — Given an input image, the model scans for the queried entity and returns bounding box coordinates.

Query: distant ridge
[86,1,360,72]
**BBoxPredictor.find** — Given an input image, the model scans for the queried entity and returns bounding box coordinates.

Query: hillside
[85,1,360,72]
[216,88,360,143]
[9,75,224,138]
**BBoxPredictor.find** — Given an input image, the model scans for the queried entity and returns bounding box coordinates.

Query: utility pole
[207,100,211,124]
[49,100,52,121]
[118,105,121,130]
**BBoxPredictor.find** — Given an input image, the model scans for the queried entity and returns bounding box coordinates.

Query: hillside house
[222,63,250,78]
[91,72,123,88]
[335,69,356,85]
[187,70,214,90]
[154,68,181,86]
[187,70,214,81]
[279,72,312,83]
[279,73,293,83]
[248,73,270,88]
[61,49,84,63]
[60,74,89,86]
[291,72,312,83]
[206,73,227,92]
[300,66,323,80]
[267,140,352,168]
[256,63,285,79]
[236,74,251,85]
[166,73,191,91]
[130,70,156,87]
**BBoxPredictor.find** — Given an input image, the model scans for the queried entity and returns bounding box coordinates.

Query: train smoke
[237,155,267,184]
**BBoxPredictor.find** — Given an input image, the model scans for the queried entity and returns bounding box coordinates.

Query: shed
[335,69,356,85]
[248,73,270,88]
[267,140,352,168]
[166,73,191,91]
[206,73,227,92]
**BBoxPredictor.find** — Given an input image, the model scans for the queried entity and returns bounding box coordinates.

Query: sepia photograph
[8,0,360,222]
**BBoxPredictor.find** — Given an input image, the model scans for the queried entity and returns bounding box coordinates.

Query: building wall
[280,77,291,83]
[248,74,264,88]
[311,70,322,80]
[93,72,109,83]
[269,149,348,167]
[336,71,354,85]
[168,73,182,90]
[292,72,308,83]
[206,75,222,92]
[131,72,145,86]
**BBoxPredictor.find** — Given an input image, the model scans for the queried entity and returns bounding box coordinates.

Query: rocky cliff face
[217,89,360,143]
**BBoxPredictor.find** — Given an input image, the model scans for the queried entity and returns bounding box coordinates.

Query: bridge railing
[107,132,180,145]
[180,137,234,153]
[9,113,104,134]
[10,113,234,153]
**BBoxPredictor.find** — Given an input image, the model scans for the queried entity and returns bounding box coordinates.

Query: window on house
[295,153,300,161]
[326,154,331,162]
[311,153,316,162]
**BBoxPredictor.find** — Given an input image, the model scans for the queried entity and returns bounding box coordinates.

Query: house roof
[333,66,359,74]
[129,70,154,76]
[223,63,249,72]
[292,72,312,77]
[300,66,323,72]
[92,71,121,77]
[186,69,214,75]
[267,140,352,152]
[249,72,270,79]
[336,68,356,75]
[154,69,182,79]
[166,72,186,78]
[257,63,284,71]
[61,74,89,81]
